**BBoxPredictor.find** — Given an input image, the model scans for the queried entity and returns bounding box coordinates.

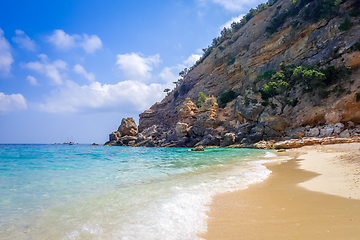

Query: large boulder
[307,127,320,137]
[194,97,218,128]
[235,100,265,122]
[109,131,121,141]
[265,116,286,131]
[179,100,199,126]
[187,137,200,147]
[140,125,157,138]
[134,139,156,147]
[118,117,138,136]
[339,129,351,138]
[166,133,178,142]
[247,132,263,143]
[175,137,189,147]
[195,134,212,146]
[190,146,205,151]
[320,127,334,137]
[221,133,235,147]
[119,136,138,145]
[333,123,344,135]
[290,128,305,139]
[176,122,189,138]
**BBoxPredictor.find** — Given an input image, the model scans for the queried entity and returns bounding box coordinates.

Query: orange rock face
[330,93,360,124]
[195,97,219,128]
[255,137,360,149]
[179,100,198,126]
[118,117,138,136]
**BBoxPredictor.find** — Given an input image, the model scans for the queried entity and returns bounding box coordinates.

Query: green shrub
[336,65,351,78]
[350,9,360,17]
[322,65,350,86]
[335,85,346,97]
[291,98,299,107]
[261,101,269,106]
[256,69,276,81]
[218,90,237,108]
[218,46,226,51]
[350,41,360,52]
[319,90,330,98]
[339,17,353,31]
[197,92,207,108]
[292,20,299,28]
[356,92,360,102]
[293,66,326,81]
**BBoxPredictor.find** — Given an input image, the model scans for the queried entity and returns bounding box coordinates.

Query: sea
[0,144,279,240]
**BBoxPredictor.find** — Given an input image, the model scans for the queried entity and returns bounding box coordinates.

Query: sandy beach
[200,143,360,240]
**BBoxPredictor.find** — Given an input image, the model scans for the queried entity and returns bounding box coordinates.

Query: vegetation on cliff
[128,0,360,148]
[257,64,352,113]
[169,0,359,98]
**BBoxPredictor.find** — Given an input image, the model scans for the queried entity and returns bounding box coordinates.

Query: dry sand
[200,143,360,240]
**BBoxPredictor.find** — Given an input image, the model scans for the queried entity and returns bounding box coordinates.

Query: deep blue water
[0,144,274,240]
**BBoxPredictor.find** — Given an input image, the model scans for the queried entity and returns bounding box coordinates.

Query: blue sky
[0,0,263,144]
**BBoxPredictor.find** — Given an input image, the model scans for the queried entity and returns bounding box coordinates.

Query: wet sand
[200,143,360,240]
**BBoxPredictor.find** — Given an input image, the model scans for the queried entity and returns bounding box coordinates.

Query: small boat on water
[64,136,75,145]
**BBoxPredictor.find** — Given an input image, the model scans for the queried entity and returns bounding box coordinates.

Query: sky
[0,0,264,144]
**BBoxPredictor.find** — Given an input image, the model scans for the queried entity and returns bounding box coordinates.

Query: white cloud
[116,52,161,81]
[46,30,76,49]
[183,54,202,66]
[12,30,36,51]
[21,54,67,85]
[199,0,264,12]
[74,64,95,82]
[220,14,245,29]
[36,80,165,113]
[0,92,27,112]
[26,75,39,86]
[46,30,102,53]
[80,34,102,53]
[0,28,14,77]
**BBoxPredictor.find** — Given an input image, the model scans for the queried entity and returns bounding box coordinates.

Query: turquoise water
[0,144,275,239]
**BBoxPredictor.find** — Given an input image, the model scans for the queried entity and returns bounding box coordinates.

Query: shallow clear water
[0,144,274,239]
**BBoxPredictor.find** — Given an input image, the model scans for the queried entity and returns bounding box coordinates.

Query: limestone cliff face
[139,0,360,134]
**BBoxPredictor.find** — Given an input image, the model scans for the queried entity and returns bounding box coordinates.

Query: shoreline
[200,143,360,239]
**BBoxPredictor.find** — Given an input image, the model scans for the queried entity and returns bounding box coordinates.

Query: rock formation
[106,0,360,148]
[118,118,138,136]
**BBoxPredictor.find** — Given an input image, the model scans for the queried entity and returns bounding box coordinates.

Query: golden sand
[200,143,360,240]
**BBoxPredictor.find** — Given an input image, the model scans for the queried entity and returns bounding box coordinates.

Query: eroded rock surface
[106,0,360,148]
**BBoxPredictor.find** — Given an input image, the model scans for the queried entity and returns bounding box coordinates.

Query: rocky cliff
[106,0,360,148]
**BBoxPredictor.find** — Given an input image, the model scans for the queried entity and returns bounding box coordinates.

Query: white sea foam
[264,151,278,158]
[97,159,272,240]
[62,159,272,240]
